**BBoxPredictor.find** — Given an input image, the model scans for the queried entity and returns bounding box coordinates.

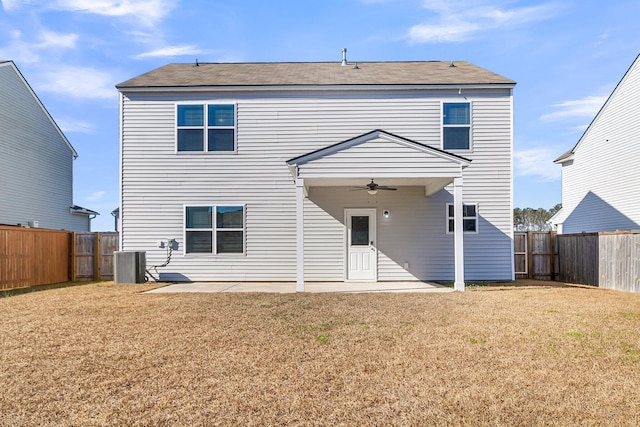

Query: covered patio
[286,130,471,292]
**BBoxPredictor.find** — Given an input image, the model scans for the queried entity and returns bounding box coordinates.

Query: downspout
[118,91,124,250]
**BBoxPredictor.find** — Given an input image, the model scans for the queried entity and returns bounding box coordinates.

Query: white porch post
[295,178,305,292]
[453,177,465,291]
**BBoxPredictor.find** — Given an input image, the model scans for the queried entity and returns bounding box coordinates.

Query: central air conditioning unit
[114,251,146,284]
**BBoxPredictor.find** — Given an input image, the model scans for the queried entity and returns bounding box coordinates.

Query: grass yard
[2,281,640,426]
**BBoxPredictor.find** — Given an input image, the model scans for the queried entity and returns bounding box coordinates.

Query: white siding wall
[306,186,453,281]
[298,137,464,178]
[121,88,513,281]
[560,58,640,234]
[0,63,89,231]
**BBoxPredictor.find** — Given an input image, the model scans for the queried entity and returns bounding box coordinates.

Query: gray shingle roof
[554,149,574,162]
[116,61,515,89]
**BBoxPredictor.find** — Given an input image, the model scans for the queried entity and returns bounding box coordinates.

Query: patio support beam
[295,178,305,292]
[453,177,465,291]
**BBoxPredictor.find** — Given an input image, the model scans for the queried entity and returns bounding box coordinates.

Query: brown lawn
[1,280,640,426]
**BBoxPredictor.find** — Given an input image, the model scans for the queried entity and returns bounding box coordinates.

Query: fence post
[526,231,533,279]
[71,232,77,282]
[549,231,556,281]
[93,232,101,281]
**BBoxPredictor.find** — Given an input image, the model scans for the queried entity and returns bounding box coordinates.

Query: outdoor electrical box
[114,251,146,284]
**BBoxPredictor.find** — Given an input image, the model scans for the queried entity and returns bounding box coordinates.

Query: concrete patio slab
[146,281,454,294]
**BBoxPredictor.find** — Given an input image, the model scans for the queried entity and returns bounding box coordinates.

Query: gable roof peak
[554,52,640,163]
[1,60,78,158]
[287,129,471,166]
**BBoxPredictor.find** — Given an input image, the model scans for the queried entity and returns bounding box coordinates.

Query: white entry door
[345,208,377,281]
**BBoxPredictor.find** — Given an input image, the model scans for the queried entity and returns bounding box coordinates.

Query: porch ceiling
[302,177,454,196]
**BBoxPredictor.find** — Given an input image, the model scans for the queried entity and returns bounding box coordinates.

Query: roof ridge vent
[341,48,348,66]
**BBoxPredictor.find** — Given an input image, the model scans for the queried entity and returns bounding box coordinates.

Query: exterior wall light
[383,209,390,218]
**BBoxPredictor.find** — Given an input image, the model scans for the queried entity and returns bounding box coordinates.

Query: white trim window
[442,102,471,150]
[176,104,236,152]
[447,203,478,233]
[185,205,245,254]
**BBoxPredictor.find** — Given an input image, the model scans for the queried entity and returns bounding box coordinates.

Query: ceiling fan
[353,179,397,195]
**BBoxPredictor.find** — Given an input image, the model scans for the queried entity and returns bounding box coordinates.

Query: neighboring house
[551,54,640,234]
[111,207,120,232]
[0,60,98,232]
[116,53,516,290]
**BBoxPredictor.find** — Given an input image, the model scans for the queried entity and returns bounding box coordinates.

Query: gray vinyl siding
[559,56,640,234]
[120,88,513,281]
[0,63,88,231]
[305,186,452,281]
[298,137,464,178]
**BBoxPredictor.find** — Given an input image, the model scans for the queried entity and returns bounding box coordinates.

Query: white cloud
[409,21,479,43]
[85,191,106,202]
[2,0,174,26]
[593,29,612,47]
[568,124,590,133]
[55,0,174,26]
[0,29,77,63]
[0,0,28,10]
[36,30,78,49]
[123,29,155,44]
[408,1,558,43]
[34,66,117,99]
[0,41,39,64]
[136,45,205,59]
[514,147,561,182]
[540,95,608,121]
[56,117,95,134]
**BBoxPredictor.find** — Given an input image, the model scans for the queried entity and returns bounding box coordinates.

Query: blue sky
[1,0,639,231]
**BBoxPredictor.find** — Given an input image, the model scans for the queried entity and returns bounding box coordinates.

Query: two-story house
[116,53,516,291]
[0,60,98,232]
[551,53,640,234]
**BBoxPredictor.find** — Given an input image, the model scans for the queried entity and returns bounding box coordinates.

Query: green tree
[513,204,561,231]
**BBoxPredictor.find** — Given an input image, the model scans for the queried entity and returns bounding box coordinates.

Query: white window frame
[446,203,478,234]
[175,103,237,153]
[184,204,246,255]
[441,101,472,152]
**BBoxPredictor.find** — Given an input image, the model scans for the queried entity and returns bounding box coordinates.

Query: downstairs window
[447,203,478,233]
[185,205,245,254]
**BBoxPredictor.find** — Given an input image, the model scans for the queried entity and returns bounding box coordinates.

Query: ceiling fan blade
[350,180,397,192]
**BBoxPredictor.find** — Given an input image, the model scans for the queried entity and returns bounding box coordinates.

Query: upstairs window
[447,203,478,233]
[185,205,245,254]
[442,102,470,150]
[177,104,236,152]
[177,105,204,151]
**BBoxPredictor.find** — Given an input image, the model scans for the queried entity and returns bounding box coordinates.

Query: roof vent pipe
[341,48,348,66]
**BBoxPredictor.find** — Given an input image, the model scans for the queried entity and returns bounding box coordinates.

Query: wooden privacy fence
[0,226,70,290]
[3,225,639,291]
[71,232,119,281]
[556,233,599,286]
[515,230,640,292]
[514,231,558,280]
[0,226,119,291]
[558,231,640,292]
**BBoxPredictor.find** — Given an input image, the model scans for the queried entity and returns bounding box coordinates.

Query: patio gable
[286,129,471,195]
